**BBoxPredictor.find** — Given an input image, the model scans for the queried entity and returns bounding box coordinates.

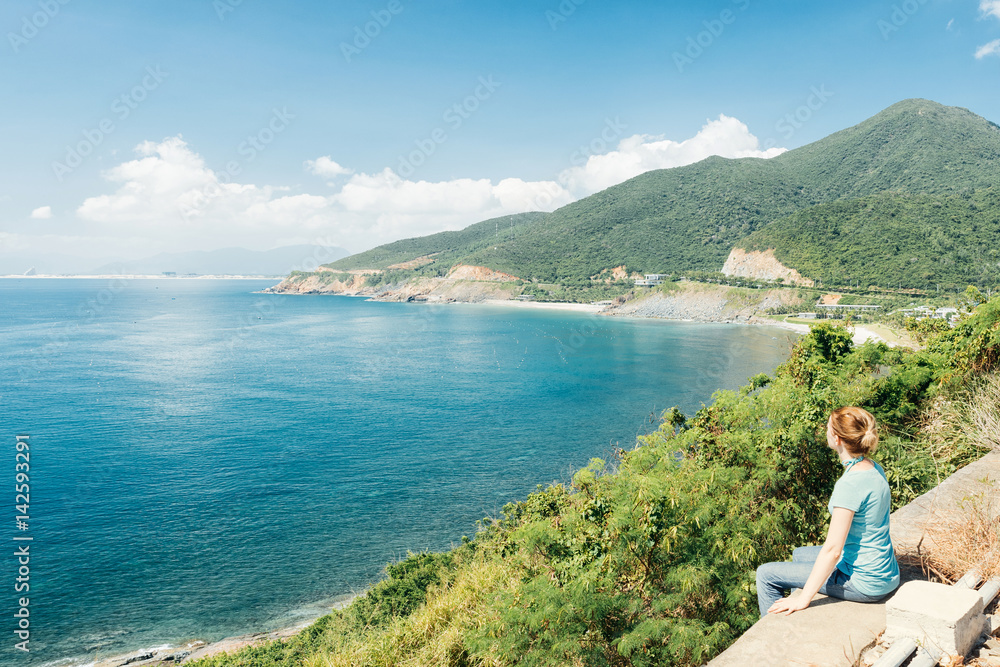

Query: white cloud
[557,114,785,195]
[975,38,1000,58]
[30,206,52,219]
[77,137,339,251]
[981,0,1000,19]
[75,117,784,256]
[305,156,353,178]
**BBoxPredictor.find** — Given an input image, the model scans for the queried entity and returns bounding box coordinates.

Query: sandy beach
[762,318,903,347]
[479,298,604,312]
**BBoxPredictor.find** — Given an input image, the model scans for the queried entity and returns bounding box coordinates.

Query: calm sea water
[0,279,798,665]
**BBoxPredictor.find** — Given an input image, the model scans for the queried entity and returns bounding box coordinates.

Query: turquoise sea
[0,279,798,665]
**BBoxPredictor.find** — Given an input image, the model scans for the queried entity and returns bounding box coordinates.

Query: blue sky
[1,0,998,267]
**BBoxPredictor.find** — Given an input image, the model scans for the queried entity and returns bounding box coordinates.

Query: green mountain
[737,190,1000,290]
[328,212,548,272]
[320,99,1000,288]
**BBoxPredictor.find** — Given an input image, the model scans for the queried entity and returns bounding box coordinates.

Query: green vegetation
[521,280,635,303]
[193,295,1000,667]
[462,99,1000,283]
[738,190,1000,291]
[325,212,549,272]
[295,100,1000,297]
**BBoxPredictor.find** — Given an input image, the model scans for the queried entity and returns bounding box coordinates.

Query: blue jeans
[755,546,892,618]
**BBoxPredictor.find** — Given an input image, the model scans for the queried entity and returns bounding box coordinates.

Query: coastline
[77,595,359,667]
[263,279,897,345]
[69,285,890,667]
[477,298,603,312]
[761,318,898,347]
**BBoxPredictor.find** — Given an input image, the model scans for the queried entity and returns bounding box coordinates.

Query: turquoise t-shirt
[827,460,900,596]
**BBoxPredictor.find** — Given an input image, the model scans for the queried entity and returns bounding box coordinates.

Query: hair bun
[831,406,880,456]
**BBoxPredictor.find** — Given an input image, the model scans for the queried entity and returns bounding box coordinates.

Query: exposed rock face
[263,270,373,295]
[264,265,522,302]
[446,264,520,282]
[590,265,631,282]
[722,248,814,287]
[372,277,520,303]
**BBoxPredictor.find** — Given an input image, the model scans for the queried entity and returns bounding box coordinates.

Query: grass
[926,484,1000,582]
[917,375,1000,584]
[962,373,1000,453]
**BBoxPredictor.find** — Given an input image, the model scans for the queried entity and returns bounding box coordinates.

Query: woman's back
[828,460,899,596]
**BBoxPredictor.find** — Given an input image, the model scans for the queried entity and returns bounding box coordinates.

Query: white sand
[478,299,604,313]
[760,319,894,346]
[851,325,893,346]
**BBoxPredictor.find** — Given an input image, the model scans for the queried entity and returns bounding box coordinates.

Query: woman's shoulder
[846,459,884,475]
[840,461,888,488]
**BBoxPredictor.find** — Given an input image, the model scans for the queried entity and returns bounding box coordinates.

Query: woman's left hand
[767,594,811,616]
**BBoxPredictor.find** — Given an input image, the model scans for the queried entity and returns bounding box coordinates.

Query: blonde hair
[830,406,879,456]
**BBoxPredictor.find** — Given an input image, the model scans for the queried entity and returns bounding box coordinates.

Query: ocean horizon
[0,278,798,665]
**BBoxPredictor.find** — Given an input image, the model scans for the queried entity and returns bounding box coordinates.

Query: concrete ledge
[884,580,985,658]
[708,595,887,667]
[707,451,1000,667]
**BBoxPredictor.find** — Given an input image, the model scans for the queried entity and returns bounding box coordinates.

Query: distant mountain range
[1,245,350,277]
[313,99,1000,291]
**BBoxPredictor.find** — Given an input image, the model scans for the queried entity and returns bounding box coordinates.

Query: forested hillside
[316,99,1000,288]
[325,212,548,271]
[737,189,1000,290]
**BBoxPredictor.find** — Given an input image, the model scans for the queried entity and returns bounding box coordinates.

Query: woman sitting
[756,406,900,617]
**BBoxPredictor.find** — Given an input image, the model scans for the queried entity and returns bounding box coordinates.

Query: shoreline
[63,290,890,667]
[761,317,898,347]
[477,298,602,312]
[264,287,897,345]
[74,594,359,667]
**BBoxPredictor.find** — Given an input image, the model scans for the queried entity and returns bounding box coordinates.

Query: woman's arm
[768,507,854,615]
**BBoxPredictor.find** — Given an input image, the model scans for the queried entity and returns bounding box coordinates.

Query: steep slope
[461,156,808,282]
[459,99,1000,282]
[735,189,1000,290]
[326,212,547,271]
[777,99,1000,199]
[310,99,1000,287]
